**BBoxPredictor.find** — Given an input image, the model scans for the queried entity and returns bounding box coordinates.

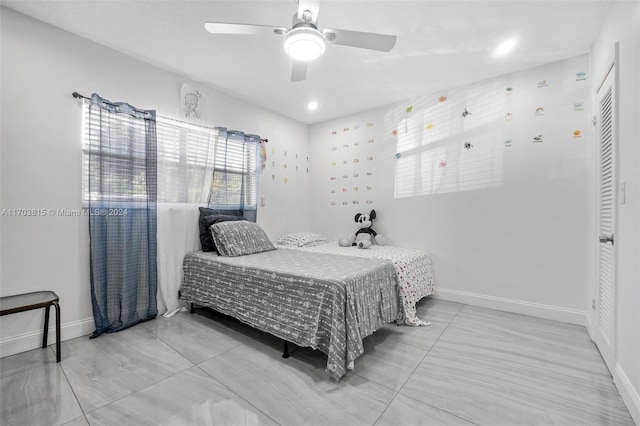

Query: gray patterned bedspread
[181,249,400,380]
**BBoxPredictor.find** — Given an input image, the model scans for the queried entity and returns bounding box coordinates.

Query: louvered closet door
[594,65,617,373]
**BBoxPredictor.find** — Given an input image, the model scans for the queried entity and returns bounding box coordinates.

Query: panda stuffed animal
[338,209,387,249]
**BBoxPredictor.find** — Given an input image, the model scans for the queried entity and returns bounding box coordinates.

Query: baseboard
[432,287,587,326]
[0,317,94,358]
[615,363,640,425]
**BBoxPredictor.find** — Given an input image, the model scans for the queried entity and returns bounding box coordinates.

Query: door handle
[599,234,614,245]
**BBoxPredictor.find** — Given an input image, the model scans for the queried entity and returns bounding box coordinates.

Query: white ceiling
[2,0,611,124]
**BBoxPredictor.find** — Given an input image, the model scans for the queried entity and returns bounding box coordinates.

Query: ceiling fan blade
[323,28,397,52]
[297,0,320,25]
[204,22,286,36]
[291,61,308,82]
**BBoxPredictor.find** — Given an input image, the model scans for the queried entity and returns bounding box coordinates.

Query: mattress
[181,248,401,380]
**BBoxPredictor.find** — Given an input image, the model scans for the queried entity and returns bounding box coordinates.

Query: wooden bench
[0,291,61,362]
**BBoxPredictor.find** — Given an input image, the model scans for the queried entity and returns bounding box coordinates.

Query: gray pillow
[211,221,275,257]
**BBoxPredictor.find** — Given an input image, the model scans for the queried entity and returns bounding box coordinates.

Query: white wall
[309,55,591,325]
[589,1,640,423]
[0,8,309,356]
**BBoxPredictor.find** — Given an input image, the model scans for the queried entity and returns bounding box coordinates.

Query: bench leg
[43,305,51,349]
[53,301,61,363]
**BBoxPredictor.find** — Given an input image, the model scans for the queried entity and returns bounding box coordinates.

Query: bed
[180,219,434,380]
[180,221,402,380]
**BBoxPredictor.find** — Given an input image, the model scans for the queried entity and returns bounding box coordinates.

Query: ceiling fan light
[284,27,326,61]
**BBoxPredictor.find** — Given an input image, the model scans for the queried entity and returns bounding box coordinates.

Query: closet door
[594,62,617,372]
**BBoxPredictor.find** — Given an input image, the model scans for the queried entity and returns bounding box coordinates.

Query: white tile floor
[0,299,634,426]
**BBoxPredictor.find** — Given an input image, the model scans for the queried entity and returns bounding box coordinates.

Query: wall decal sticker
[464,141,473,150]
[180,83,206,120]
[395,153,402,159]
[461,108,471,118]
[505,112,514,121]
[537,80,548,88]
[574,102,584,111]
[438,96,447,102]
[573,130,582,138]
[505,140,512,148]
[426,123,434,130]
[535,107,545,116]
[283,177,288,184]
[406,106,414,113]
[576,72,587,81]
[533,135,543,143]
[392,129,398,136]
[505,87,514,95]
[439,160,447,168]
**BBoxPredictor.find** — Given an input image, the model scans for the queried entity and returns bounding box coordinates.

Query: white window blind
[156,117,216,204]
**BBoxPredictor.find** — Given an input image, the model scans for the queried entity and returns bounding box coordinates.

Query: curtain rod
[72,92,268,142]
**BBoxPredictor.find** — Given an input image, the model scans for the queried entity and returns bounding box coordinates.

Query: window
[82,103,258,207]
[208,129,259,211]
[156,117,216,204]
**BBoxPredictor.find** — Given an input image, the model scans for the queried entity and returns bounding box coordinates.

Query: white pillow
[276,232,327,247]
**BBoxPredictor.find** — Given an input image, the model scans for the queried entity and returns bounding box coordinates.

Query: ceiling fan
[204,0,397,82]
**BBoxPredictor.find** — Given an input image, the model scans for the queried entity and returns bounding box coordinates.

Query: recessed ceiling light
[494,38,518,56]
[308,101,318,111]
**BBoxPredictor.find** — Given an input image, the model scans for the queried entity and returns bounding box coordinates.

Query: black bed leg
[282,341,290,358]
[190,303,195,314]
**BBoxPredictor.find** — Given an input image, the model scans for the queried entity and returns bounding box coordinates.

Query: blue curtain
[207,127,260,222]
[87,93,158,338]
